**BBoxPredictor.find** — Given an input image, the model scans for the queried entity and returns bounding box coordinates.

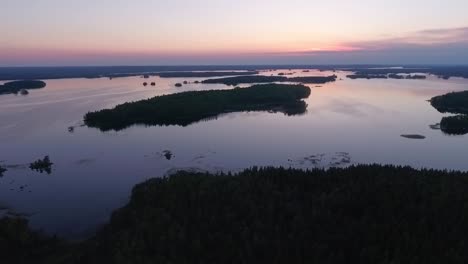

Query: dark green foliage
[30,156,53,174]
[5,165,468,263]
[74,165,468,263]
[0,217,69,264]
[201,75,337,86]
[84,84,311,131]
[430,90,468,115]
[0,80,46,95]
[440,115,468,135]
[0,165,6,177]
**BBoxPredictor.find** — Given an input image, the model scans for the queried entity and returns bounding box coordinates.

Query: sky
[1,0,468,66]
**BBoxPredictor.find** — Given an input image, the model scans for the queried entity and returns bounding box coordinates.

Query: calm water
[0,70,467,239]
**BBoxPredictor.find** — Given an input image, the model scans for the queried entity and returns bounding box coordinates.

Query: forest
[84,84,311,131]
[4,165,468,263]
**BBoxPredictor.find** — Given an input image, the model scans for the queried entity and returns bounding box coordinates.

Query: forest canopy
[5,165,468,263]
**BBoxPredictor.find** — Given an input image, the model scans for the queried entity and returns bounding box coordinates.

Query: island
[440,115,468,135]
[430,90,468,135]
[29,156,53,174]
[401,134,426,139]
[0,80,46,95]
[347,74,388,79]
[430,90,468,115]
[0,165,6,177]
[201,75,337,86]
[4,165,468,263]
[84,84,311,131]
[174,83,183,87]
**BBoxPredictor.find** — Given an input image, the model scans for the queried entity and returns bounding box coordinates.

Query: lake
[0,69,467,239]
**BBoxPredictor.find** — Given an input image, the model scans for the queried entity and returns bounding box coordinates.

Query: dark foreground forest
[4,165,468,263]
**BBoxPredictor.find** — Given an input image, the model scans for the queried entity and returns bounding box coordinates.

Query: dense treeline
[84,84,311,131]
[6,165,468,263]
[430,90,468,115]
[440,115,468,135]
[0,217,70,264]
[430,90,468,135]
[201,75,337,86]
[0,80,46,95]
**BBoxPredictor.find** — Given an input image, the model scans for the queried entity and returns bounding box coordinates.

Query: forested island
[4,165,468,263]
[430,90,468,135]
[440,115,468,135]
[430,90,468,115]
[29,156,53,174]
[0,80,46,95]
[201,75,337,86]
[84,84,311,131]
[157,71,258,78]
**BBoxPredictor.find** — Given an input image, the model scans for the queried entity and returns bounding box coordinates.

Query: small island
[0,80,46,95]
[202,75,337,86]
[401,134,426,139]
[29,156,53,174]
[84,84,311,131]
[0,165,6,177]
[174,83,183,87]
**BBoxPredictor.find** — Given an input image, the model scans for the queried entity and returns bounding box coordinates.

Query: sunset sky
[2,0,468,66]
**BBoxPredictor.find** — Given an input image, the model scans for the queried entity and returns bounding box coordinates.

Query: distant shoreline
[1,65,468,80]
